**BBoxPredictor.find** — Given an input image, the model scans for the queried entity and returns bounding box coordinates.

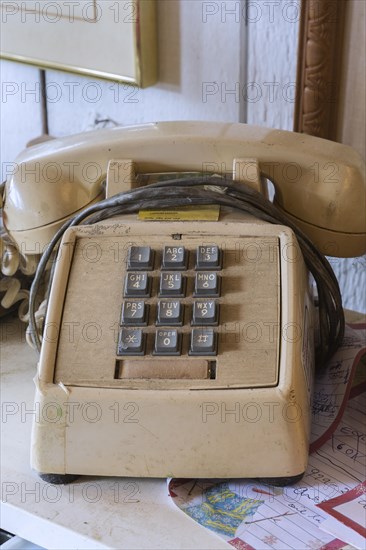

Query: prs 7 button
[156,300,183,326]
[162,246,187,270]
[192,300,218,326]
[117,328,145,356]
[196,245,221,270]
[194,272,220,297]
[127,246,154,270]
[160,272,184,297]
[154,329,181,356]
[121,300,148,326]
[189,328,217,356]
[124,272,150,297]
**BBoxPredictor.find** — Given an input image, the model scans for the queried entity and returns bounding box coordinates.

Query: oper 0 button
[154,329,181,356]
[124,272,150,297]
[192,300,218,326]
[196,245,221,270]
[127,246,154,270]
[156,300,183,326]
[189,328,217,356]
[121,300,148,326]
[159,272,185,297]
[161,246,187,270]
[194,272,220,297]
[117,328,145,356]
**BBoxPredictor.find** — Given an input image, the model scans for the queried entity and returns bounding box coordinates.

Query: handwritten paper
[168,324,366,550]
[310,325,366,452]
[317,481,366,548]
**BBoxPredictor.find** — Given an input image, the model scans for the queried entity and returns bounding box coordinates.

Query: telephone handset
[2,122,365,484]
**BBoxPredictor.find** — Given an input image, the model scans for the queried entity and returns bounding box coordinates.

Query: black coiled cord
[29,176,345,368]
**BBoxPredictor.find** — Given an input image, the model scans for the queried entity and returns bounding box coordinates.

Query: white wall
[246,0,299,130]
[45,0,245,135]
[0,61,44,179]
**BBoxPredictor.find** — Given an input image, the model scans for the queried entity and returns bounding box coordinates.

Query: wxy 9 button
[192,300,218,326]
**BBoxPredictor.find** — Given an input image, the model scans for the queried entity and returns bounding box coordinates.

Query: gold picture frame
[0,0,157,87]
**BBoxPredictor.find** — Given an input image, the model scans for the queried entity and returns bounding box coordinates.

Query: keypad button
[162,246,187,270]
[124,272,150,297]
[117,328,145,356]
[189,328,217,356]
[194,272,220,297]
[127,246,154,270]
[159,272,185,297]
[192,300,219,326]
[196,245,221,270]
[154,329,181,355]
[156,300,183,326]
[121,300,148,326]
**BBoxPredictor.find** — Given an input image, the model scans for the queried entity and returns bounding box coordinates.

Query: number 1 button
[127,246,154,270]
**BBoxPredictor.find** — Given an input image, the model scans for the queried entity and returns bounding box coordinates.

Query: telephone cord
[28,176,345,369]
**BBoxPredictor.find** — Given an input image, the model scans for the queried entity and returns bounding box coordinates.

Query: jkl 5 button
[160,272,185,297]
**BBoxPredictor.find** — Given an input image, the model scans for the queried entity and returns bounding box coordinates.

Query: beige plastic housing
[31,213,315,480]
[3,121,366,257]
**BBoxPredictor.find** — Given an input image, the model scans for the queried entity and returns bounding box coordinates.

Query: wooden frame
[294,0,346,139]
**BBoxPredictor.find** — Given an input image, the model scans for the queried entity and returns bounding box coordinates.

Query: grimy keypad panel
[54,232,280,390]
[119,245,220,357]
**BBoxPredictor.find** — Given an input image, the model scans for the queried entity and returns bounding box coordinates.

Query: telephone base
[257,473,305,487]
[31,219,315,484]
[35,472,305,487]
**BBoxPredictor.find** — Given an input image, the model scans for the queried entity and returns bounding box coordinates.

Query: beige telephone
[2,122,365,485]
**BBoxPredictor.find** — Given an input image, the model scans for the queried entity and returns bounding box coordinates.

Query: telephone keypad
[162,246,187,270]
[196,245,221,270]
[124,272,151,297]
[194,272,220,297]
[156,300,183,326]
[119,244,223,358]
[117,328,145,356]
[127,246,154,270]
[159,272,185,297]
[121,300,148,326]
[189,328,217,356]
[192,300,218,326]
[154,329,181,356]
